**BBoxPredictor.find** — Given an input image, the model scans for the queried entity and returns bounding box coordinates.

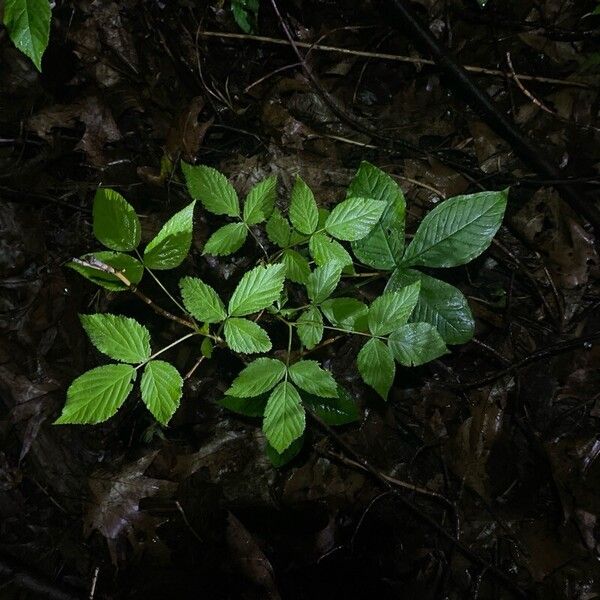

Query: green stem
[136,332,199,370]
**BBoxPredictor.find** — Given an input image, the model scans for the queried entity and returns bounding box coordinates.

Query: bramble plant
[58,161,507,464]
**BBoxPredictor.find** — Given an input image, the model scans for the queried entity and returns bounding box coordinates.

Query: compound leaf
[228,263,286,316]
[224,318,271,354]
[263,381,305,453]
[243,175,277,225]
[288,360,338,398]
[306,263,342,304]
[289,177,319,235]
[93,188,141,252]
[325,197,386,242]
[140,360,183,425]
[181,163,239,217]
[55,364,135,424]
[179,276,227,323]
[203,222,247,256]
[368,282,421,336]
[226,358,286,397]
[357,338,395,400]
[80,313,150,364]
[388,323,449,366]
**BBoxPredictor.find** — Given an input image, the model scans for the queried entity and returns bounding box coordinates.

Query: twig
[196,30,594,90]
[89,567,99,600]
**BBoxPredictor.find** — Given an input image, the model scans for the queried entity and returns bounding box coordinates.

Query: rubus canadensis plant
[58,161,507,464]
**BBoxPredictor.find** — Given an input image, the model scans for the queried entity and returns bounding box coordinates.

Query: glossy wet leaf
[67,252,143,292]
[228,263,286,316]
[93,188,141,252]
[179,276,227,323]
[306,263,342,304]
[181,163,239,217]
[224,318,271,354]
[243,175,277,225]
[203,222,247,256]
[288,360,338,398]
[226,358,286,397]
[368,282,421,336]
[55,364,135,424]
[80,314,151,364]
[263,381,305,453]
[388,323,449,366]
[357,338,395,400]
[303,386,360,425]
[140,360,183,425]
[296,306,323,349]
[325,196,386,241]
[289,176,319,235]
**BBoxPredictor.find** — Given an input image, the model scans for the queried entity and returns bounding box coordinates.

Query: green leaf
[143,201,196,270]
[181,163,239,217]
[388,323,449,366]
[302,385,359,425]
[140,360,183,425]
[309,232,353,269]
[203,222,247,256]
[320,297,368,331]
[306,263,342,304]
[179,276,227,323]
[263,381,305,453]
[288,360,338,398]
[357,338,395,400]
[55,364,135,424]
[201,337,213,358]
[402,190,507,268]
[266,208,291,248]
[224,318,271,353]
[296,306,323,349]
[80,314,151,363]
[228,263,286,316]
[325,197,386,242]
[67,252,143,292]
[266,436,303,468]
[219,394,267,417]
[289,177,319,235]
[368,282,421,336]
[386,269,474,344]
[243,175,277,225]
[3,0,51,71]
[282,249,310,284]
[349,162,406,270]
[231,0,259,33]
[226,358,286,397]
[93,188,141,252]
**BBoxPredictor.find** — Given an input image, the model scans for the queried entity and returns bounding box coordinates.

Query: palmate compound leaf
[306,263,342,304]
[203,222,247,257]
[367,281,421,336]
[289,176,319,235]
[228,263,286,317]
[55,364,135,424]
[226,358,286,397]
[386,269,475,344]
[179,276,227,323]
[308,232,353,270]
[143,201,196,270]
[80,314,151,364]
[181,163,240,217]
[3,0,51,71]
[296,305,323,349]
[243,175,277,225]
[263,381,305,453]
[401,190,507,268]
[388,323,449,367]
[288,360,338,398]
[93,188,141,252]
[325,196,386,242]
[140,360,183,425]
[67,251,143,291]
[349,161,406,270]
[224,318,271,354]
[357,338,395,400]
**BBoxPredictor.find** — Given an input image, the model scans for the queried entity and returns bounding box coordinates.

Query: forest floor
[1,0,600,598]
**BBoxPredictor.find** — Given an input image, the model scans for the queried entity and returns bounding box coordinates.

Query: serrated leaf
[203,222,248,256]
[349,162,406,270]
[93,188,141,252]
[320,297,368,331]
[402,190,507,268]
[3,0,51,71]
[181,163,239,217]
[55,364,135,424]
[228,263,286,316]
[309,232,353,269]
[325,197,386,241]
[179,276,226,323]
[224,318,271,353]
[296,306,323,349]
[357,338,395,400]
[302,385,359,425]
[288,360,338,398]
[219,394,268,417]
[143,201,196,270]
[67,252,143,291]
[388,323,449,366]
[386,269,474,344]
[266,208,291,248]
[140,360,183,425]
[306,263,342,304]
[289,177,319,235]
[226,358,286,397]
[266,436,303,468]
[263,381,305,453]
[282,249,310,284]
[243,175,277,225]
[80,314,151,363]
[368,282,421,336]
